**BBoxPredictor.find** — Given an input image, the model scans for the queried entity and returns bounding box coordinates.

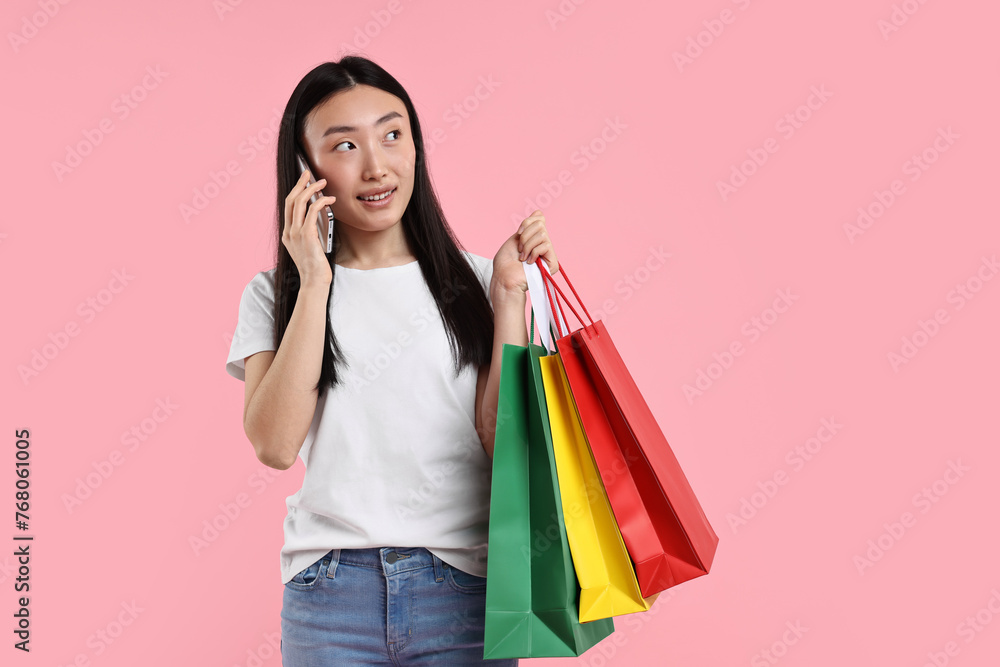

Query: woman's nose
[362,144,388,180]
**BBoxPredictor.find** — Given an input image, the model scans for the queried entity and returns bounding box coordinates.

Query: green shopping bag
[484,312,615,659]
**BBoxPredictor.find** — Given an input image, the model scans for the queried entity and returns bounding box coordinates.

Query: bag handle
[524,259,566,353]
[537,260,594,336]
[545,267,578,340]
[528,302,550,351]
[539,268,572,339]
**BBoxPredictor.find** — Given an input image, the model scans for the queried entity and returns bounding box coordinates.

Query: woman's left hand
[492,210,559,294]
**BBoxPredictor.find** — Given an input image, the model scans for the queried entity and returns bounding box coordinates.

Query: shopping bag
[529,259,719,598]
[483,311,615,659]
[538,347,657,622]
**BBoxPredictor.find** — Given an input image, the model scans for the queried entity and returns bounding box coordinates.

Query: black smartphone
[296,152,335,254]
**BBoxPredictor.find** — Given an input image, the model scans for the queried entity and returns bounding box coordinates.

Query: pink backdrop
[4,0,999,665]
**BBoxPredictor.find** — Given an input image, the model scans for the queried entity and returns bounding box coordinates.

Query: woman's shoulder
[245,267,277,290]
[459,250,493,285]
[460,249,492,272]
[238,267,278,307]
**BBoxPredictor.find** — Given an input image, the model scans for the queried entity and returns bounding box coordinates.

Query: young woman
[225,56,559,665]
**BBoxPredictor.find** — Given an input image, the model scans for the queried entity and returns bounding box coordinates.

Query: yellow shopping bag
[539,352,659,623]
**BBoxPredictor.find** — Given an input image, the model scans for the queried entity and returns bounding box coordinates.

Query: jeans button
[386,551,399,564]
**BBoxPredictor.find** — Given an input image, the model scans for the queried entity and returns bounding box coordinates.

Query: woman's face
[301,84,416,237]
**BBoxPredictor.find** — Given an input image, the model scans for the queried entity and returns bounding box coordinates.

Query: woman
[225,56,559,665]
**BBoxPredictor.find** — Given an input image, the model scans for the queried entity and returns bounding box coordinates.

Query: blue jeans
[281,546,518,666]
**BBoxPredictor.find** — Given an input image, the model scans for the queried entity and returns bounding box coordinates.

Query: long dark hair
[272,56,494,400]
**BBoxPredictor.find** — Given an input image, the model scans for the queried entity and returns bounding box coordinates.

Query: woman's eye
[332,131,399,152]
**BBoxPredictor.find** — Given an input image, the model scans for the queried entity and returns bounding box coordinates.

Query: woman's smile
[356,186,397,207]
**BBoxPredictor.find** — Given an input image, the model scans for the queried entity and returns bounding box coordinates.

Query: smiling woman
[300,90,416,266]
[223,55,562,666]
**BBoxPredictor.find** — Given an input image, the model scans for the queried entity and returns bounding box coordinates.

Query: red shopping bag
[535,260,719,597]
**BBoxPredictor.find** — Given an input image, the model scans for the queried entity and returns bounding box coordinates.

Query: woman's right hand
[282,169,336,287]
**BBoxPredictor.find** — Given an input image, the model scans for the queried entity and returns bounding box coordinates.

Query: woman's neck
[333,225,415,269]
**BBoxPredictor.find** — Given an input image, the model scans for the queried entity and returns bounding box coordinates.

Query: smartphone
[296,152,335,254]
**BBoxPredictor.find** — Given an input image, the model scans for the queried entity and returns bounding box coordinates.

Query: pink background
[4,0,999,665]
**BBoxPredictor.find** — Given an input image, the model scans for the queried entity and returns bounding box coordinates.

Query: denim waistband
[318,546,447,581]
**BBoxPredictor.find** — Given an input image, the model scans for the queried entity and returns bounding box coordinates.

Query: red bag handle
[536,259,595,339]
[539,262,580,339]
[543,271,567,343]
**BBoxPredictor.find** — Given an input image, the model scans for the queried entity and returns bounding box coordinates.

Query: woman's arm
[244,279,330,470]
[477,284,528,460]
[477,209,560,459]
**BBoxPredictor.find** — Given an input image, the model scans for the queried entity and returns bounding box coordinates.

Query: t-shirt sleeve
[225,271,278,382]
[464,251,494,311]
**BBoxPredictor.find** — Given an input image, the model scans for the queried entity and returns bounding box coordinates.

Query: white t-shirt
[226,250,496,585]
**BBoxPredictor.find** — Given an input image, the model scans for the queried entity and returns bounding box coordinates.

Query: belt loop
[325,548,341,579]
[432,552,445,582]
